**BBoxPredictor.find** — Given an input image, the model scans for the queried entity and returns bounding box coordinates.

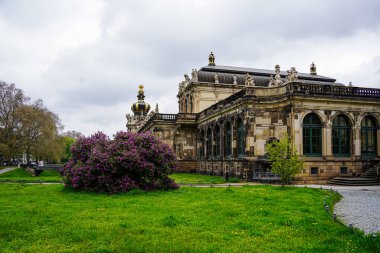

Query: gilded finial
[131,84,150,116]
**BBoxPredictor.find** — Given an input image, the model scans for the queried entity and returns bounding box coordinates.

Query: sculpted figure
[208,51,215,66]
[214,73,219,83]
[287,67,298,82]
[184,74,190,82]
[191,69,198,81]
[245,73,255,86]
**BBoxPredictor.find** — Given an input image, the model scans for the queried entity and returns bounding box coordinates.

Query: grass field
[0,170,237,185]
[170,173,239,184]
[0,184,378,252]
[0,168,62,182]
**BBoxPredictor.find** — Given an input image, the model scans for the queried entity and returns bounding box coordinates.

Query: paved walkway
[0,167,17,175]
[302,185,380,234]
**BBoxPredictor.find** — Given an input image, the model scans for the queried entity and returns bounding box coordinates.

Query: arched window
[214,125,221,157]
[302,113,322,156]
[224,122,232,157]
[199,130,204,159]
[332,115,351,156]
[236,118,245,158]
[361,116,378,158]
[206,128,212,158]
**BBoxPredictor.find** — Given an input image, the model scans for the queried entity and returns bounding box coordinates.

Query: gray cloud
[0,0,379,135]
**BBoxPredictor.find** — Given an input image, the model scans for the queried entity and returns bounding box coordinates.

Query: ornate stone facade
[127,53,380,183]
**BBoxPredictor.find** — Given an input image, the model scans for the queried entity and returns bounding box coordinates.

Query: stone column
[377,129,380,156]
[354,126,361,157]
[325,123,332,157]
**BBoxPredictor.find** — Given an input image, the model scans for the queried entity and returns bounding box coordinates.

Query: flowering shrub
[62,131,178,193]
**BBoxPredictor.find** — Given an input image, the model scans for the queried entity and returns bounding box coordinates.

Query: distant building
[126,53,380,183]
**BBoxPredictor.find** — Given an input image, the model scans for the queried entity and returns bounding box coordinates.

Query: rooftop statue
[310,62,317,75]
[208,51,215,66]
[287,67,298,82]
[275,64,281,74]
[191,69,198,81]
[214,73,219,83]
[233,75,237,85]
[245,73,255,86]
[184,74,190,82]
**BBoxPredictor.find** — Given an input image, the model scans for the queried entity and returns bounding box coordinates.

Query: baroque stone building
[126,53,380,183]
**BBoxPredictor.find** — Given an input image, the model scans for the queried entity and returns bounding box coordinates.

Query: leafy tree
[16,100,64,163]
[61,136,75,162]
[63,130,83,140]
[266,135,303,187]
[0,81,29,162]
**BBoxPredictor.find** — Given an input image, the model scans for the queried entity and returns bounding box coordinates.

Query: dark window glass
[311,167,319,175]
[224,122,232,157]
[332,115,351,156]
[214,126,220,157]
[206,128,212,158]
[237,119,245,158]
[361,116,378,158]
[303,114,322,156]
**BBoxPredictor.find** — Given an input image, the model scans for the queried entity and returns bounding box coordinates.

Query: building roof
[197,65,342,87]
[197,66,344,87]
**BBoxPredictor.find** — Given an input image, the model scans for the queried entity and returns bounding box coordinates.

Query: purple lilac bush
[62,131,179,193]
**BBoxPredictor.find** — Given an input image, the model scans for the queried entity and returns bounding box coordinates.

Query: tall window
[332,115,351,156]
[361,116,377,158]
[303,113,322,156]
[236,118,245,158]
[224,122,232,157]
[206,128,212,158]
[199,130,204,159]
[214,125,221,157]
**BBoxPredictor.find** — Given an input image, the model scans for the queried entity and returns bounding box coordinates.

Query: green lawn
[0,170,236,184]
[0,168,62,182]
[170,173,239,184]
[0,184,378,252]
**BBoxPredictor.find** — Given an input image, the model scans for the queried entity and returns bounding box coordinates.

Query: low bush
[62,131,178,193]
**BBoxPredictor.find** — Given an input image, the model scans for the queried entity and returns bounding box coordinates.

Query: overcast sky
[1,0,380,136]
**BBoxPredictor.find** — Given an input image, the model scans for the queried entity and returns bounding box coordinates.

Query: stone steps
[328,164,379,186]
[328,177,379,186]
[361,166,379,178]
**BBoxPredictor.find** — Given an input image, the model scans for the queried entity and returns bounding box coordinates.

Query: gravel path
[303,185,380,234]
[0,167,17,175]
[334,186,380,234]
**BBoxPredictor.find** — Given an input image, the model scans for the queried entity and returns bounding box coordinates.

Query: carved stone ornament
[178,81,184,93]
[268,75,275,87]
[214,73,219,83]
[244,73,255,86]
[325,110,332,121]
